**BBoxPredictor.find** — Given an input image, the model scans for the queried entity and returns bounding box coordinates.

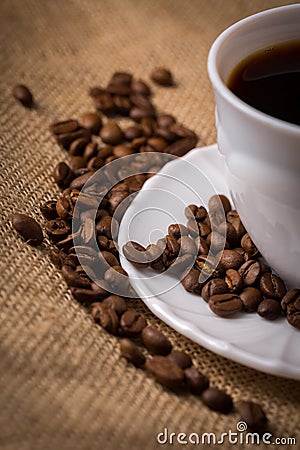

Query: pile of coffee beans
[11,71,272,428]
[123,194,300,329]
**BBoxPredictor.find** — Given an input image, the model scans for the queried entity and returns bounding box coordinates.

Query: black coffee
[227,40,300,126]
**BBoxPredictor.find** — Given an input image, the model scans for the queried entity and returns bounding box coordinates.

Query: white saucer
[118,144,300,380]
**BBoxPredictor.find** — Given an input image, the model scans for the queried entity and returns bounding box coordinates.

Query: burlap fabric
[0,1,299,449]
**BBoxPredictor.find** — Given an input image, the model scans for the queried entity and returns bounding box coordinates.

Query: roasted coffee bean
[167,350,192,369]
[194,255,219,282]
[260,273,286,299]
[240,287,263,313]
[56,128,91,150]
[49,248,66,269]
[107,83,131,96]
[232,217,246,238]
[181,269,203,294]
[71,286,108,303]
[100,122,123,145]
[195,236,209,255]
[282,289,300,329]
[56,196,73,221]
[164,137,197,157]
[50,119,79,135]
[257,299,282,320]
[260,261,272,274]
[103,295,127,317]
[185,204,207,221]
[69,171,95,190]
[184,368,209,395]
[110,71,133,86]
[145,356,184,390]
[12,84,34,107]
[141,326,172,356]
[207,231,228,253]
[225,269,243,293]
[165,235,180,259]
[69,156,86,172]
[201,388,233,414]
[170,124,198,140]
[208,194,231,215]
[186,218,199,238]
[238,260,261,286]
[122,241,150,267]
[120,310,147,337]
[130,106,156,121]
[218,249,244,271]
[80,112,102,134]
[90,302,119,334]
[201,278,228,302]
[168,224,189,239]
[167,254,194,277]
[131,79,151,96]
[113,145,134,157]
[45,218,70,242]
[40,200,58,220]
[100,250,119,268]
[147,137,168,152]
[156,113,176,128]
[236,400,268,432]
[83,142,99,161]
[104,265,130,292]
[124,125,143,141]
[209,293,243,317]
[178,236,197,256]
[87,155,105,170]
[53,162,74,189]
[226,209,239,223]
[198,222,211,238]
[61,261,92,289]
[156,126,178,142]
[69,136,90,156]
[130,93,154,111]
[120,338,145,368]
[93,91,116,116]
[108,190,129,215]
[12,213,43,246]
[241,233,259,258]
[217,222,238,246]
[150,67,174,86]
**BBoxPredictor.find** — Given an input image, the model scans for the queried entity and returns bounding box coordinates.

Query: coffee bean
[113,145,134,157]
[167,254,194,277]
[53,162,74,189]
[217,222,238,247]
[101,250,119,268]
[181,269,203,294]
[56,196,73,221]
[103,295,127,317]
[236,400,268,432]
[93,91,116,116]
[131,79,151,96]
[207,231,229,253]
[120,310,147,337]
[12,213,43,246]
[226,210,239,223]
[141,326,172,355]
[147,137,168,152]
[185,204,207,222]
[124,125,143,141]
[80,112,102,134]
[61,259,92,289]
[56,128,91,150]
[178,236,197,256]
[239,260,261,286]
[122,241,150,267]
[165,235,180,260]
[120,338,145,368]
[100,122,123,145]
[69,136,90,156]
[201,388,233,414]
[281,289,300,329]
[40,200,58,220]
[241,233,259,258]
[130,106,156,121]
[110,71,133,86]
[69,156,86,172]
[50,119,79,135]
[164,137,197,157]
[145,356,184,390]
[49,248,66,269]
[45,218,70,242]
[168,224,189,239]
[240,287,263,312]
[195,236,209,256]
[12,84,34,107]
[107,84,131,96]
[83,142,99,161]
[71,285,108,303]
[208,195,231,215]
[257,299,282,320]
[184,368,209,395]
[194,255,219,282]
[201,278,228,302]
[90,302,119,335]
[260,273,286,299]
[218,249,244,271]
[104,265,130,292]
[69,171,95,190]
[167,350,192,369]
[225,269,243,293]
[209,293,243,317]
[232,217,246,238]
[260,261,272,274]
[150,67,174,86]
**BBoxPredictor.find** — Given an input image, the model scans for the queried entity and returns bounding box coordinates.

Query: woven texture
[0,1,299,449]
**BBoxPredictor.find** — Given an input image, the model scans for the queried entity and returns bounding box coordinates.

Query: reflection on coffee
[227,40,300,126]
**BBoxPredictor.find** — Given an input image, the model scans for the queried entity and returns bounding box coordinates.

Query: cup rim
[207,4,300,135]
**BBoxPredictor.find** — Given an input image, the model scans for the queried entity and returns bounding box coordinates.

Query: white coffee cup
[207,5,300,288]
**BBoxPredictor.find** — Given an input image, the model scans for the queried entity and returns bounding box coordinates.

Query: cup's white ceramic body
[208,5,300,288]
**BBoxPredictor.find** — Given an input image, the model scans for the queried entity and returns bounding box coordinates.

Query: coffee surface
[227,40,300,126]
